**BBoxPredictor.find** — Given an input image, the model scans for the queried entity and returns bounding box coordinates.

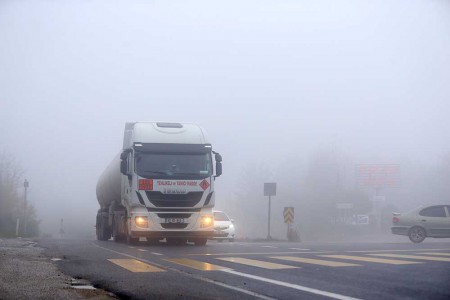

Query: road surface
[39,239,450,300]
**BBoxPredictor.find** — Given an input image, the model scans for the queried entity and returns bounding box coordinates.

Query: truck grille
[145,191,203,207]
[157,213,192,219]
[161,223,189,229]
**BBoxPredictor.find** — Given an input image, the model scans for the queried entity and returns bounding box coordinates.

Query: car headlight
[135,216,149,228]
[200,215,214,228]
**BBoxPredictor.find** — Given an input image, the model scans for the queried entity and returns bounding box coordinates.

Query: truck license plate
[165,218,185,224]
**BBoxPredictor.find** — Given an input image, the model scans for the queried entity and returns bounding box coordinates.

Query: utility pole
[23,179,29,236]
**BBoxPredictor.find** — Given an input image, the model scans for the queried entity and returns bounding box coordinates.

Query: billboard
[356,164,400,188]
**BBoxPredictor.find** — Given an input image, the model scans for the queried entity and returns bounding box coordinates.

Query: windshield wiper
[173,172,202,175]
[141,170,168,175]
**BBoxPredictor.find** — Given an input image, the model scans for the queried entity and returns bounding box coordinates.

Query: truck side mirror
[215,162,222,177]
[120,159,128,175]
[120,148,132,160]
[214,152,222,177]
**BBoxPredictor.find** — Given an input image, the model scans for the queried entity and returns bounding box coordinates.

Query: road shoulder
[0,238,115,300]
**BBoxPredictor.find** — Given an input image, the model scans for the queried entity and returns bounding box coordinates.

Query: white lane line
[222,269,361,300]
[151,252,164,256]
[128,246,136,249]
[138,249,148,252]
[346,248,450,253]
[261,246,278,249]
[289,248,310,251]
[92,243,274,300]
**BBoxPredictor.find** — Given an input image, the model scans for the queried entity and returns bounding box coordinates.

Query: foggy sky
[1,0,449,237]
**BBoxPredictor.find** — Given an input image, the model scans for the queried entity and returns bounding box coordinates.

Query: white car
[211,211,235,242]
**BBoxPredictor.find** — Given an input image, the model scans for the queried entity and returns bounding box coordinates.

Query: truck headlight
[135,216,148,228]
[229,224,234,229]
[200,215,213,228]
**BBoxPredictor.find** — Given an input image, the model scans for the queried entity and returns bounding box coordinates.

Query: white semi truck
[96,122,222,246]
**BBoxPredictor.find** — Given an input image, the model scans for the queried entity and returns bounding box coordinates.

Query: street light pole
[23,179,29,236]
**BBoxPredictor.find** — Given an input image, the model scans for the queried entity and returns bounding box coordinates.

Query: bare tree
[0,152,39,237]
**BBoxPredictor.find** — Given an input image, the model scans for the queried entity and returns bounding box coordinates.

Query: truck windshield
[135,152,212,179]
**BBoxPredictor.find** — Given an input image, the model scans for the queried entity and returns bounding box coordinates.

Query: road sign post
[264,183,276,240]
[283,207,295,241]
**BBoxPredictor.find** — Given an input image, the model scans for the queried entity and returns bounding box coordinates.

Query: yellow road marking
[320,255,422,265]
[371,254,450,262]
[271,256,360,267]
[108,259,165,272]
[165,258,231,271]
[418,252,450,256]
[217,257,299,269]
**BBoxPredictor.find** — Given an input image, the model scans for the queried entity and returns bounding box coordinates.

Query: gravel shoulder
[0,238,116,300]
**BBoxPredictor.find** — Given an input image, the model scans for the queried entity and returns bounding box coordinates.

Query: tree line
[0,153,39,237]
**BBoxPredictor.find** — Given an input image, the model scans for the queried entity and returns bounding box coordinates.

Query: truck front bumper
[131,230,214,239]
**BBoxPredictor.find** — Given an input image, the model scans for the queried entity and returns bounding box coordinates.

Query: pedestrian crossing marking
[108,259,165,273]
[190,251,331,256]
[320,255,422,265]
[418,252,450,256]
[371,254,450,262]
[217,257,299,269]
[271,256,360,267]
[165,258,231,271]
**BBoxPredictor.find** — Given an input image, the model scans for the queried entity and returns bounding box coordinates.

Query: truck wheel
[96,214,111,241]
[228,238,234,242]
[408,226,426,243]
[145,238,159,246]
[194,238,207,246]
[126,234,139,245]
[167,238,187,245]
[113,234,125,243]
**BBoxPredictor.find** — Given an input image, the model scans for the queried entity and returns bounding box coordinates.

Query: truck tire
[194,238,207,246]
[112,218,126,243]
[126,233,139,245]
[167,238,187,246]
[96,213,111,241]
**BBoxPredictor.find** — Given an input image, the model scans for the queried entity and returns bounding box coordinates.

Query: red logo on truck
[199,179,209,190]
[139,179,153,190]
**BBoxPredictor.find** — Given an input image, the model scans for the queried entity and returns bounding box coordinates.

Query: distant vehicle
[391,205,450,243]
[211,211,235,242]
[96,122,223,246]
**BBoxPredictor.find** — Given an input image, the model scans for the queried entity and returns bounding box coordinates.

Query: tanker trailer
[95,122,222,246]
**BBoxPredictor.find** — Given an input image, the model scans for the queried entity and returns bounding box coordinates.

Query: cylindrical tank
[96,154,122,210]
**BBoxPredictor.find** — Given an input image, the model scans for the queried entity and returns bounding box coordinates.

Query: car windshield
[214,212,229,221]
[135,152,212,179]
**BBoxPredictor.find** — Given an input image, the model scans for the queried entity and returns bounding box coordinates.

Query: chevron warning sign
[283,207,294,224]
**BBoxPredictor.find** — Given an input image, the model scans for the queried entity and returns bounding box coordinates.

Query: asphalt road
[39,238,450,300]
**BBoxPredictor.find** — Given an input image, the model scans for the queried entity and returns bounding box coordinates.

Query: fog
[1,0,449,240]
